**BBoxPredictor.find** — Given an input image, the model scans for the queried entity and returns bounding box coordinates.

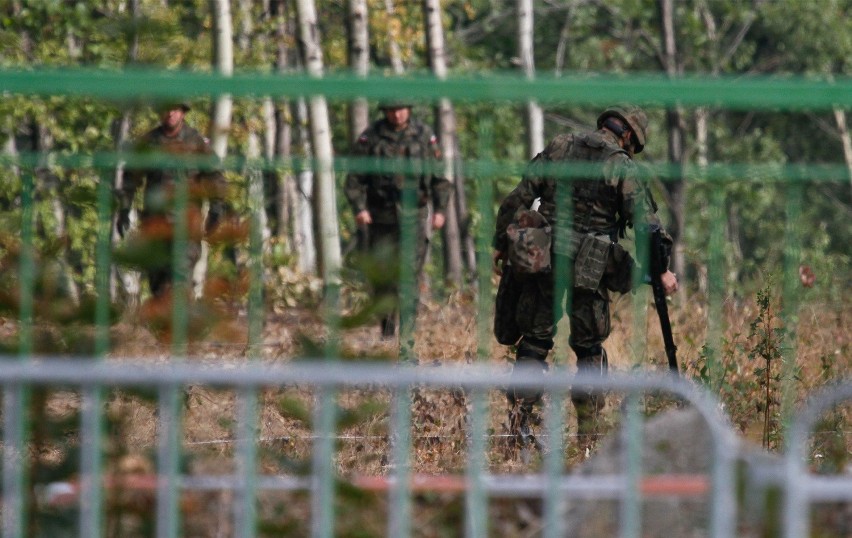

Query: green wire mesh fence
[0,69,850,537]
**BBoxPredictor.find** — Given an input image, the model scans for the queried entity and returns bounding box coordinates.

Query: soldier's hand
[661,270,678,295]
[431,212,446,230]
[355,210,372,226]
[492,250,506,276]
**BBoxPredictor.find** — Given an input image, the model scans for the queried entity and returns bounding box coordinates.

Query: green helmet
[597,105,648,153]
[156,101,191,113]
[378,101,413,110]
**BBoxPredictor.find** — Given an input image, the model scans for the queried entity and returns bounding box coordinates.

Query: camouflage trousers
[359,209,431,334]
[495,265,612,350]
[495,265,610,432]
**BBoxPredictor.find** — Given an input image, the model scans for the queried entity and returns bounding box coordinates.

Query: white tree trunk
[271,0,296,244]
[294,99,317,273]
[384,0,406,74]
[246,131,269,247]
[200,0,236,297]
[423,0,463,286]
[659,0,687,282]
[238,0,253,53]
[295,0,341,284]
[210,0,234,160]
[111,0,141,305]
[348,0,370,143]
[518,0,544,157]
[833,107,852,196]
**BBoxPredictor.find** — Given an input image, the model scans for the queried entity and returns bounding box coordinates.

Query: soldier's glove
[116,209,131,238]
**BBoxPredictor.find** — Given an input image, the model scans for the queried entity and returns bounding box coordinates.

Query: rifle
[649,227,679,374]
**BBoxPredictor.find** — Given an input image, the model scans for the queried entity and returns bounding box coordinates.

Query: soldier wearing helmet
[492,105,678,451]
[117,101,233,299]
[344,102,451,339]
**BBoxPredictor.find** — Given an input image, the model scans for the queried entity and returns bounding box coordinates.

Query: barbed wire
[184,430,850,448]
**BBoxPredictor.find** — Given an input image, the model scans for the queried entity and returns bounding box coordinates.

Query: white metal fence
[1,359,848,537]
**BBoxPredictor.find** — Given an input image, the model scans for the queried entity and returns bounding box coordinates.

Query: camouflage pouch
[573,233,611,291]
[506,209,552,275]
[603,242,635,294]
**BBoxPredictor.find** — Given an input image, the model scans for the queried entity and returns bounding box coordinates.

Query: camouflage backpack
[506,208,551,274]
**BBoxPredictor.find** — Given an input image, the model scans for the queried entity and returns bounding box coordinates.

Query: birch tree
[269,0,314,271]
[518,0,544,158]
[112,0,141,304]
[694,0,757,286]
[198,0,235,297]
[658,0,687,279]
[210,0,234,159]
[347,0,370,145]
[295,0,342,287]
[383,0,406,74]
[834,108,852,196]
[422,0,464,286]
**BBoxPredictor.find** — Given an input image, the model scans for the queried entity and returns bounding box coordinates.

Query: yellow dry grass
[83,281,849,536]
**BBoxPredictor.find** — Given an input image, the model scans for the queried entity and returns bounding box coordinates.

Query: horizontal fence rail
[2,69,852,109]
[0,359,740,538]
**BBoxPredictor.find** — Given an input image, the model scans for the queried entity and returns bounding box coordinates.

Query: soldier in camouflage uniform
[117,101,231,298]
[345,102,451,338]
[492,105,679,445]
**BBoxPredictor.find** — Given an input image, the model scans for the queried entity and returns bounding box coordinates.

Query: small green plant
[746,279,785,450]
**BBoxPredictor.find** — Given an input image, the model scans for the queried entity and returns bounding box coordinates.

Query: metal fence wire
[0,69,850,537]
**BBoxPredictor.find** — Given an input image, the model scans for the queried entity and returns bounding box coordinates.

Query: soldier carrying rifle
[492,105,679,451]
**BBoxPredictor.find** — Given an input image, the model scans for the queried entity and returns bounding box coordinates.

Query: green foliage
[746,279,786,449]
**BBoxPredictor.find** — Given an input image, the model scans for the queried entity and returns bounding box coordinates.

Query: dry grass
[21,279,851,536]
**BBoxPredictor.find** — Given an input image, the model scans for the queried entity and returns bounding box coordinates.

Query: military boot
[570,347,608,455]
[507,339,550,404]
[507,339,550,449]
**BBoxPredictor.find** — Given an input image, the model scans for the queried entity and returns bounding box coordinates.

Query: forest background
[0,1,850,534]
[1,0,850,300]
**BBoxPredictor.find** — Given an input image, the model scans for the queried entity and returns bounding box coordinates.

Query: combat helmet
[378,100,413,110]
[597,105,648,153]
[156,101,192,113]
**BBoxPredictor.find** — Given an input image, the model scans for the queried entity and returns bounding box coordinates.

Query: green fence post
[3,171,35,538]
[467,118,495,537]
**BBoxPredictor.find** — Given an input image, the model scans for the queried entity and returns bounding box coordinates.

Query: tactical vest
[364,120,431,221]
[566,132,627,237]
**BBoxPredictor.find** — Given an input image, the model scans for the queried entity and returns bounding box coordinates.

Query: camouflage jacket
[494,129,672,269]
[344,117,451,224]
[120,123,230,232]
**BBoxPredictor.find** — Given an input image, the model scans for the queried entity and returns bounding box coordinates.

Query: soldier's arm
[612,156,674,270]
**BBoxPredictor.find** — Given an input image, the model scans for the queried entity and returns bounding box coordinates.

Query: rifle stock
[650,228,679,374]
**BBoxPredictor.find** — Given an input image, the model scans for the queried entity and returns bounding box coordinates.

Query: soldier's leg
[508,336,552,406]
[509,273,557,407]
[568,288,611,445]
[368,223,401,338]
